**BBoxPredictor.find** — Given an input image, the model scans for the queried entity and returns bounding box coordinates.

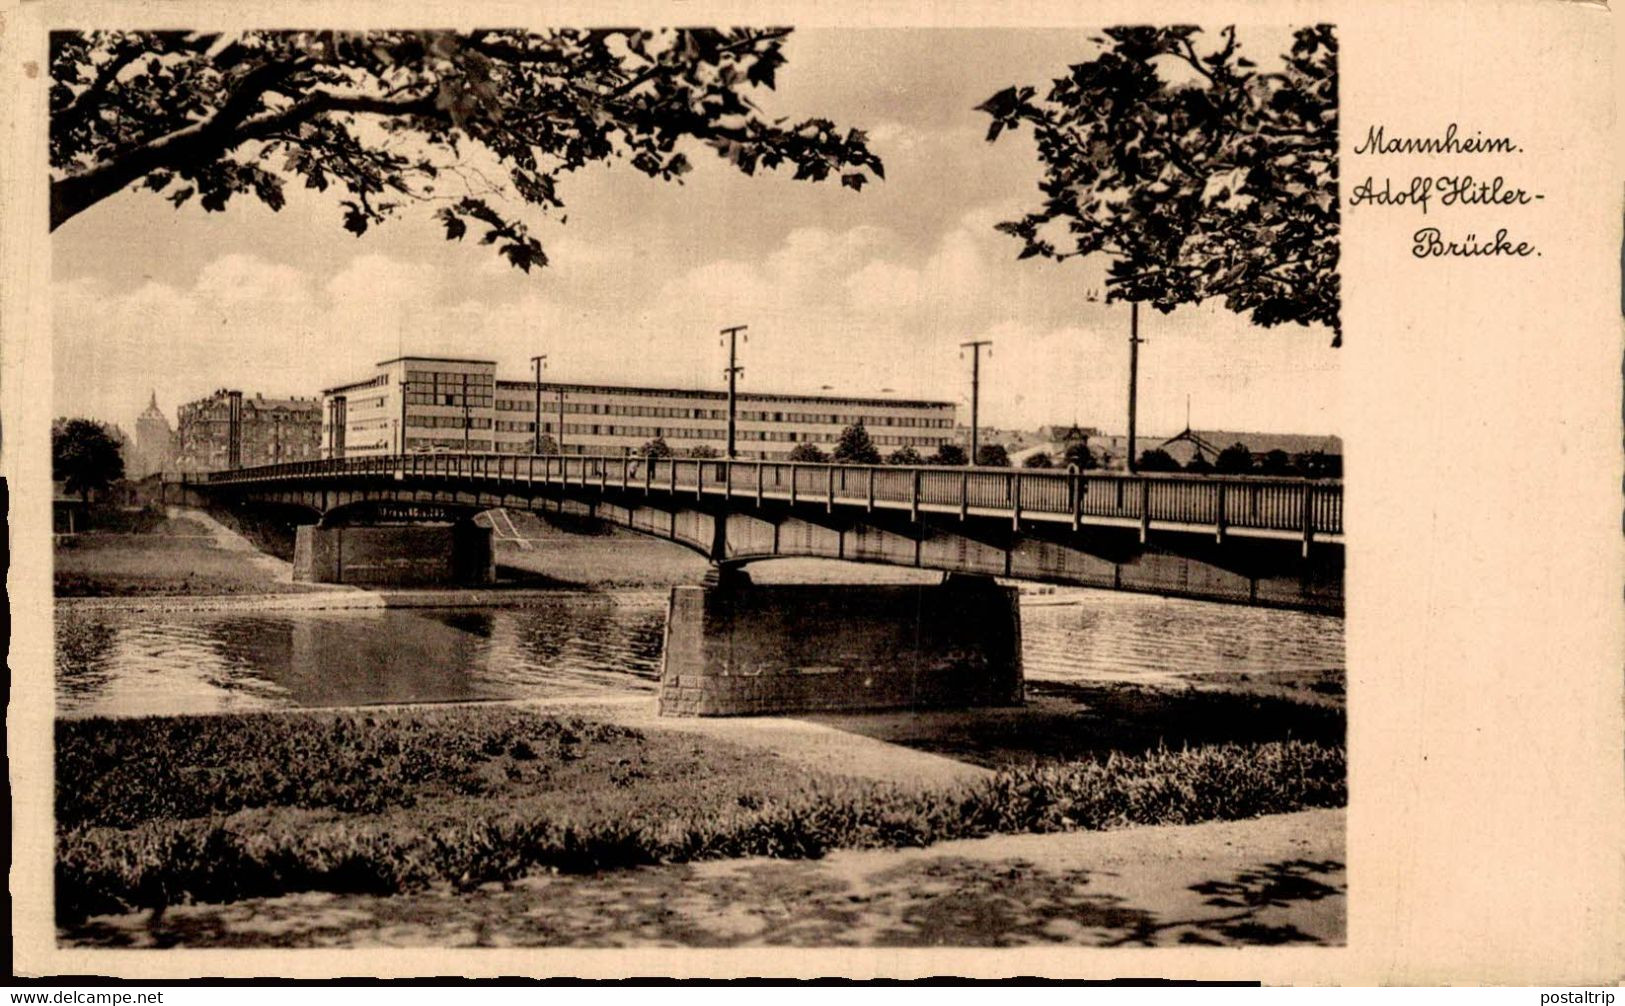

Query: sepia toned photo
[39,22,1353,952]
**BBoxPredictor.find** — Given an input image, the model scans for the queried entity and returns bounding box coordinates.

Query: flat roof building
[320,356,958,461]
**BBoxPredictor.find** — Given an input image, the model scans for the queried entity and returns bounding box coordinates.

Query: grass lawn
[57,705,1346,924]
[54,532,314,596]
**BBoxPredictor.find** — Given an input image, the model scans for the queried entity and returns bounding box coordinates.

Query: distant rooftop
[376,355,496,368]
[1168,430,1343,455]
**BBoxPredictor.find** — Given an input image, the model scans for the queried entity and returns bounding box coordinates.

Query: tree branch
[1172,38,1218,84]
[51,82,442,230]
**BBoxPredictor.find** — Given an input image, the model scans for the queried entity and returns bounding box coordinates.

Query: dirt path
[167,505,304,584]
[552,695,995,788]
[65,809,1344,948]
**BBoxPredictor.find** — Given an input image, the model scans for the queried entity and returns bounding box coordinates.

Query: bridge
[174,453,1344,716]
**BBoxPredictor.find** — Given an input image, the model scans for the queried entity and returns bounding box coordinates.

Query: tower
[132,390,174,479]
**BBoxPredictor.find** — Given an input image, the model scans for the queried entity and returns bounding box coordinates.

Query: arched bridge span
[174,452,1344,613]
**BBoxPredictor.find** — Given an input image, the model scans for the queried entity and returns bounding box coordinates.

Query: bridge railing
[202,452,1343,537]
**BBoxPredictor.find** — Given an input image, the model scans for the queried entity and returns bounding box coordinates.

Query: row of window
[404,370,495,387]
[405,392,495,408]
[183,408,317,420]
[490,398,952,428]
[409,416,493,429]
[481,423,948,445]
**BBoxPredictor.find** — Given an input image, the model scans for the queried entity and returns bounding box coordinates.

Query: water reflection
[56,591,1340,718]
[1020,594,1342,688]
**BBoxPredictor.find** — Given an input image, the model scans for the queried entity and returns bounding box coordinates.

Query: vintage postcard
[4,0,1620,984]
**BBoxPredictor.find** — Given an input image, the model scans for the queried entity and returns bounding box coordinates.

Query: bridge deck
[195,453,1343,544]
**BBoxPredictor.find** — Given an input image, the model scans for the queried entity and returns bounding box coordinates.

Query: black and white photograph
[43,21,1349,951]
[11,1,1619,985]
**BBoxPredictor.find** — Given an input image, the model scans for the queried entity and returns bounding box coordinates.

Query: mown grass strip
[57,707,1344,923]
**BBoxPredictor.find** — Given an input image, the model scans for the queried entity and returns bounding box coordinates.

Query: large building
[175,389,323,472]
[320,356,958,461]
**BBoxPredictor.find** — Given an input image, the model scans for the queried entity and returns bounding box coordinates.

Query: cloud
[56,219,1340,444]
[868,121,927,155]
[194,253,312,307]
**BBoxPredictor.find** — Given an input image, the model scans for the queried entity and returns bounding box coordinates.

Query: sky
[51,27,1341,441]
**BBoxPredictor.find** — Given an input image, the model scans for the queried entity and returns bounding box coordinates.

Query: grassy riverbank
[54,508,319,597]
[53,503,718,597]
[57,705,1345,924]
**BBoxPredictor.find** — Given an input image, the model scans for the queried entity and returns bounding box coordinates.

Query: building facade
[175,389,322,472]
[321,356,958,461]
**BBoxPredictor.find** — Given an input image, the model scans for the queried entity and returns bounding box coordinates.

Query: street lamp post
[530,354,547,453]
[1127,301,1142,474]
[959,340,992,465]
[720,325,748,459]
[1089,286,1146,474]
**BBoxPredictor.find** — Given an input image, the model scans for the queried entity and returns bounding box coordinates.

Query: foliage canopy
[53,418,126,502]
[51,29,885,273]
[980,25,1340,345]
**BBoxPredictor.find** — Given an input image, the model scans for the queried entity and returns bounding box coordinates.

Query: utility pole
[530,354,547,453]
[398,372,408,456]
[461,372,471,453]
[1127,301,1143,474]
[556,387,567,454]
[959,340,992,465]
[720,324,748,459]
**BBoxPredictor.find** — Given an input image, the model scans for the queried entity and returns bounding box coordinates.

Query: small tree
[686,444,720,459]
[1136,448,1180,473]
[535,433,559,454]
[639,436,672,459]
[975,443,1011,468]
[1022,451,1054,469]
[787,442,828,463]
[1062,441,1097,471]
[886,445,924,465]
[1260,449,1293,476]
[1295,450,1340,479]
[928,443,968,466]
[832,422,882,464]
[53,417,126,502]
[1215,442,1255,474]
[1185,452,1213,475]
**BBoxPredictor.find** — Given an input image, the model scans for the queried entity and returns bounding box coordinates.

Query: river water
[55,590,1343,718]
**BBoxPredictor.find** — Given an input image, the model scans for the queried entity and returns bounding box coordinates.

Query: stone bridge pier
[658,565,1024,717]
[293,521,494,586]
